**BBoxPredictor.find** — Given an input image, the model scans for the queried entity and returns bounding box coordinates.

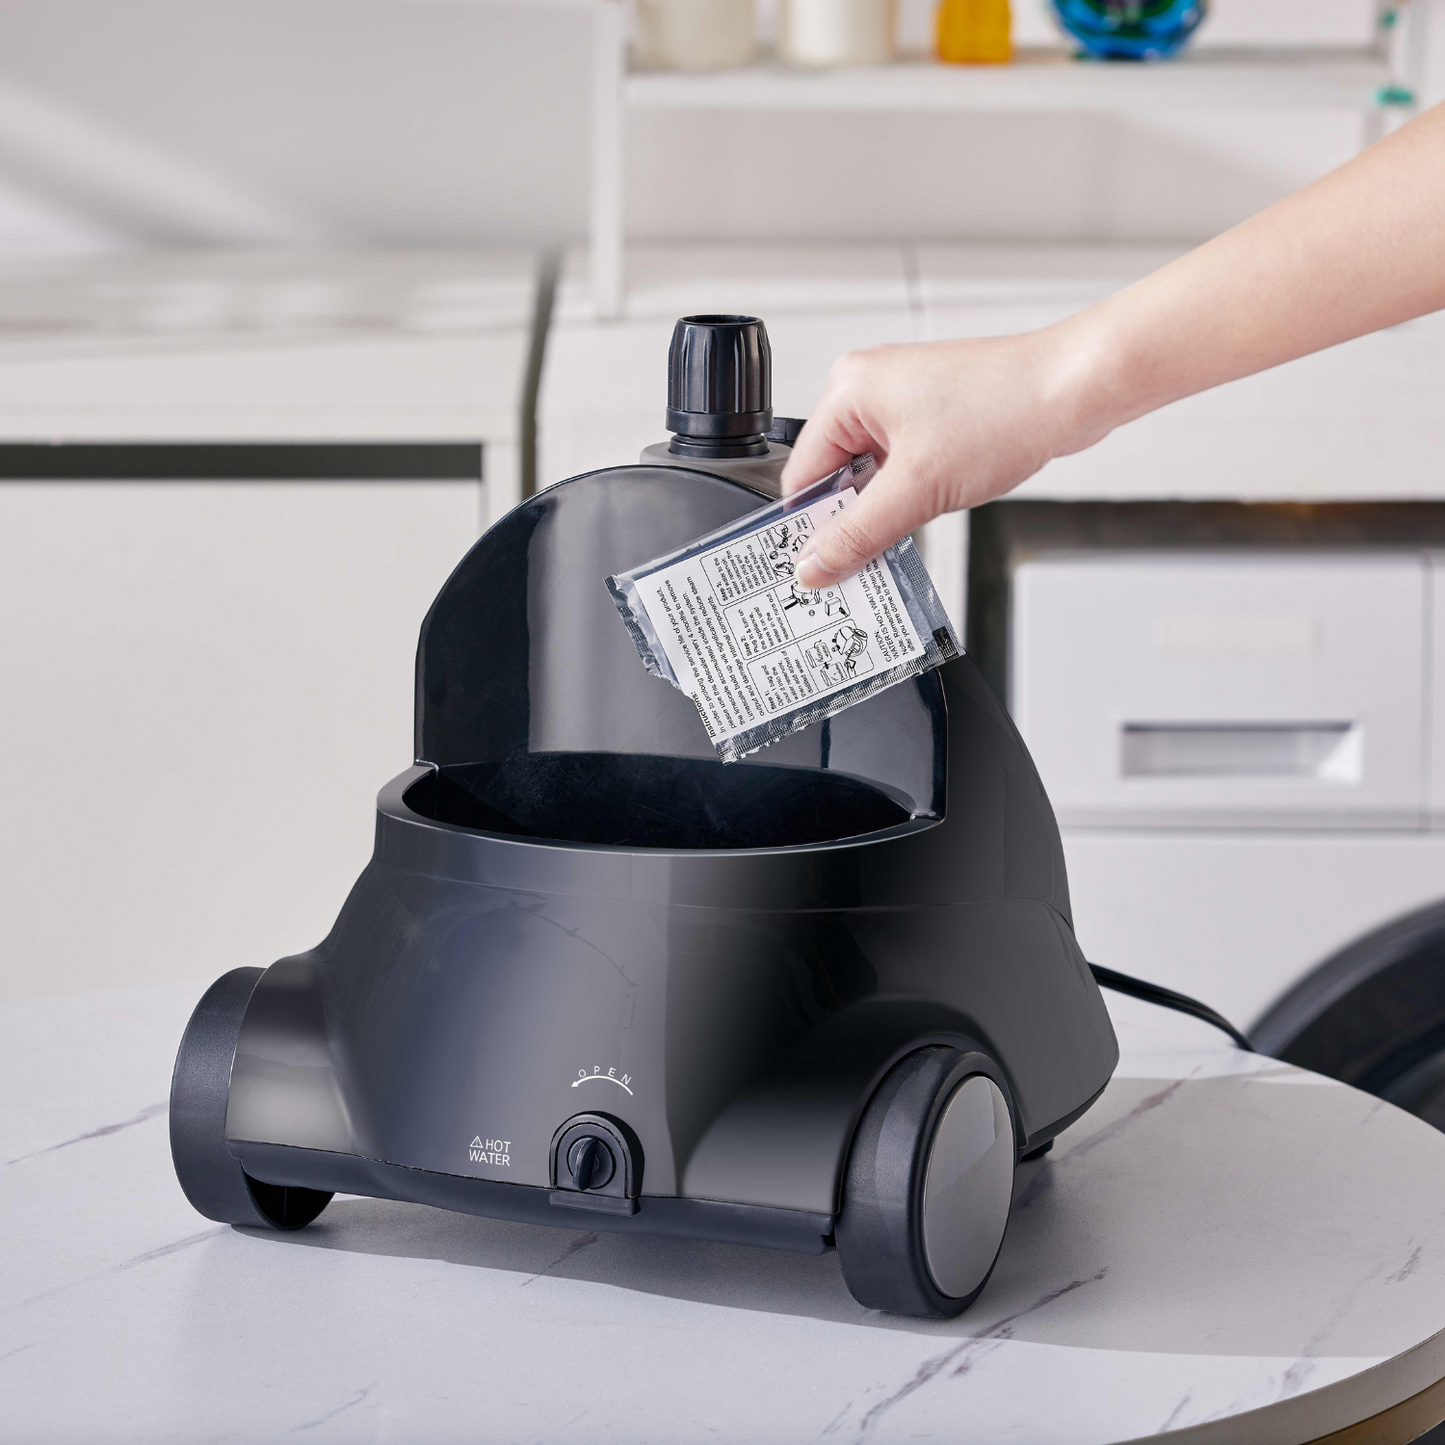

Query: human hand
[781,100,1445,593]
[780,323,1114,589]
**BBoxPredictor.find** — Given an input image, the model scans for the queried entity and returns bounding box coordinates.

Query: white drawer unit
[1011,553,1428,829]
[0,476,481,1001]
[1063,831,1445,1029]
[0,250,539,524]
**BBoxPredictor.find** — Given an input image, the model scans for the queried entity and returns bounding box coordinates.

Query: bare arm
[783,101,1445,589]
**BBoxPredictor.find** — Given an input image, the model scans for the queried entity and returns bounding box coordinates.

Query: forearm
[784,102,1445,587]
[1062,100,1445,440]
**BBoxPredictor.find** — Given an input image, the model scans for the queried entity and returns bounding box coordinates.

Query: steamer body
[171,321,1118,1315]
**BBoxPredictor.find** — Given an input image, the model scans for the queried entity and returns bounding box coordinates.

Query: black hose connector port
[666,315,773,459]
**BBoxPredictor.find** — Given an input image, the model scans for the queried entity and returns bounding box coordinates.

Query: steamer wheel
[836,1045,1017,1318]
[169,968,332,1230]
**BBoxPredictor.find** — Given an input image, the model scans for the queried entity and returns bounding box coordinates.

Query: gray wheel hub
[921,1074,1015,1298]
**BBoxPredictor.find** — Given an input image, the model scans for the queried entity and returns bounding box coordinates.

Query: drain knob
[566,1135,616,1191]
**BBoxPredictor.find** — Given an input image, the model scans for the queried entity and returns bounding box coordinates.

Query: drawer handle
[1120,723,1361,782]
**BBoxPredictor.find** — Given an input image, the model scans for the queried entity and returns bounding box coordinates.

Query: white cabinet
[916,246,1445,506]
[918,244,1181,346]
[0,480,481,1001]
[1063,831,1445,1028]
[539,244,916,485]
[0,250,538,524]
[1011,553,1427,828]
[0,250,539,1000]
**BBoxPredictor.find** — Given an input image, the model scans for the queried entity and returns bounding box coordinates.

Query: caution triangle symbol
[470,1136,484,1148]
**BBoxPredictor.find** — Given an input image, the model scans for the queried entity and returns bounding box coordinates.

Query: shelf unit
[588,4,1431,316]
[627,46,1398,113]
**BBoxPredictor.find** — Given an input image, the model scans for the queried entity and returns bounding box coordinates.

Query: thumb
[794,455,939,589]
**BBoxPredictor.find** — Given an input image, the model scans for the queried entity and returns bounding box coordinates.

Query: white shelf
[626,46,1398,113]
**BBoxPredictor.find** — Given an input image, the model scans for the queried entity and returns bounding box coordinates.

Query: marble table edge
[1134,1327,1445,1445]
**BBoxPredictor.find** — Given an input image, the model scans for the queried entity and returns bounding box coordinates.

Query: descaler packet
[608,454,961,763]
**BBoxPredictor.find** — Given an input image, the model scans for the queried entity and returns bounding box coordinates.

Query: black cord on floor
[1088,962,1255,1052]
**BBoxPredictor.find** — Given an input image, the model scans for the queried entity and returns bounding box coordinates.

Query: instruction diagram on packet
[630,487,925,748]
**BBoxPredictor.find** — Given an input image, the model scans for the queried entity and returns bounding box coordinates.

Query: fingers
[780,420,854,497]
[794,454,940,589]
[779,352,887,496]
[780,344,945,585]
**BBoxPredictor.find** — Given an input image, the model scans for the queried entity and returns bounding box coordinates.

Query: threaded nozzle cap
[666,315,773,455]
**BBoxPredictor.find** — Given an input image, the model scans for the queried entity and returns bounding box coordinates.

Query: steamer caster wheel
[836,1045,1016,1318]
[170,968,332,1230]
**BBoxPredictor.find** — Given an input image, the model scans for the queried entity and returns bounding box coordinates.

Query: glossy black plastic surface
[172,968,331,1230]
[413,463,946,842]
[222,456,1117,1239]
[231,1141,834,1252]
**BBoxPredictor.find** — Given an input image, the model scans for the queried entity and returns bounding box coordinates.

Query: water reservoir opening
[403,751,922,849]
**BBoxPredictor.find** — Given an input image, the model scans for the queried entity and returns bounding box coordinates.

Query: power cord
[1088,962,1254,1052]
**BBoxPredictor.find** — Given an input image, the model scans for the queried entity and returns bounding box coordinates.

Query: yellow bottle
[936,0,1011,63]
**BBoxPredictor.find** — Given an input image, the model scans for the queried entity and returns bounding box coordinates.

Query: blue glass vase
[1051,0,1207,60]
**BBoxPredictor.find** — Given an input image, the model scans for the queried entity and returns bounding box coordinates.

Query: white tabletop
[5,981,1445,1445]
[0,248,539,522]
[0,249,537,443]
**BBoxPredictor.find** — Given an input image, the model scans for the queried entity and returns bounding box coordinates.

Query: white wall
[0,0,595,252]
[0,0,1422,257]
[633,0,1382,244]
[627,108,1365,246]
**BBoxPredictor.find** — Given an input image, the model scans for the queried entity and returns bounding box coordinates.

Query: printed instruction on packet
[633,487,926,748]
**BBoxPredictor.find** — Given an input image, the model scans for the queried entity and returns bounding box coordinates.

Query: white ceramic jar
[634,0,757,71]
[777,0,895,66]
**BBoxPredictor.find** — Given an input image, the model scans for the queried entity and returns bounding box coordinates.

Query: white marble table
[5,982,1445,1445]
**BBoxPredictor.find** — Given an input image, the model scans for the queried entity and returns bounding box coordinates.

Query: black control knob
[566,1134,616,1192]
[667,314,773,459]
